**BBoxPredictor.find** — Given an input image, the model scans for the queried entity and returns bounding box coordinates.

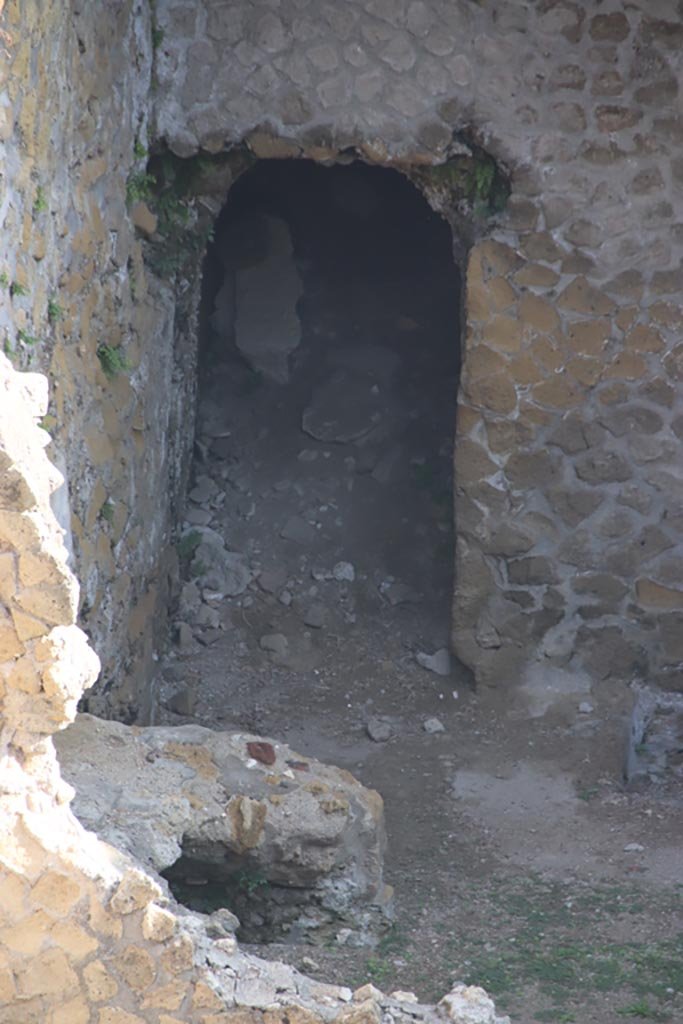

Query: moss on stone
[414,148,510,219]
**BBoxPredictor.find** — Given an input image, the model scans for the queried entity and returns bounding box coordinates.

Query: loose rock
[302,370,387,443]
[184,506,213,526]
[258,566,288,593]
[56,715,391,947]
[259,633,289,656]
[416,648,451,676]
[196,604,220,629]
[440,984,511,1024]
[280,515,318,545]
[192,537,253,596]
[333,561,356,582]
[205,907,241,938]
[176,622,193,649]
[164,686,196,717]
[189,475,218,504]
[366,717,393,743]
[423,717,445,734]
[304,603,326,628]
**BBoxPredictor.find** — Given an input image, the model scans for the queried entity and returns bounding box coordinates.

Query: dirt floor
[156,162,683,1024]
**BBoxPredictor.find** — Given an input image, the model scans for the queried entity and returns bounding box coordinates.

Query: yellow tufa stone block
[130,201,158,237]
[507,353,545,387]
[50,996,91,1024]
[636,579,683,610]
[624,324,664,353]
[98,1010,146,1024]
[518,292,560,334]
[566,357,603,387]
[0,965,16,1003]
[142,902,177,943]
[16,947,79,998]
[0,871,27,917]
[464,345,507,380]
[50,919,99,961]
[337,999,382,1024]
[160,932,194,975]
[476,239,522,276]
[464,373,518,416]
[83,959,119,1002]
[603,352,647,381]
[193,980,226,1011]
[485,276,517,312]
[7,659,42,694]
[514,263,560,287]
[10,606,50,642]
[0,909,53,955]
[530,336,564,372]
[557,276,616,316]
[15,578,78,627]
[455,439,499,486]
[109,867,162,916]
[0,616,23,660]
[615,305,638,331]
[113,945,157,993]
[481,315,523,353]
[455,404,480,437]
[84,892,119,940]
[141,978,187,1010]
[532,376,582,409]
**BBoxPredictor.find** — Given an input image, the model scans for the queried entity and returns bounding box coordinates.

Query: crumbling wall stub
[55,714,392,947]
[152,0,683,694]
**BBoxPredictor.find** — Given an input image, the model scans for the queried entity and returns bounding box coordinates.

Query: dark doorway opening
[162,155,460,784]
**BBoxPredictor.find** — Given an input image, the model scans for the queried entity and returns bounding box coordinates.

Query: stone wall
[2,0,683,714]
[1,0,194,718]
[154,0,683,694]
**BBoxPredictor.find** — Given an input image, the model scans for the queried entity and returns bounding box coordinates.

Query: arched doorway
[161,158,461,760]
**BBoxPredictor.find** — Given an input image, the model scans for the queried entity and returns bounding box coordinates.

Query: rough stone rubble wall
[156,0,683,693]
[0,0,191,718]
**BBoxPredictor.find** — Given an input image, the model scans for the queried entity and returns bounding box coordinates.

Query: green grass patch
[99,500,115,524]
[47,297,63,323]
[126,170,156,207]
[617,999,671,1020]
[33,185,48,214]
[17,328,39,346]
[97,344,130,378]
